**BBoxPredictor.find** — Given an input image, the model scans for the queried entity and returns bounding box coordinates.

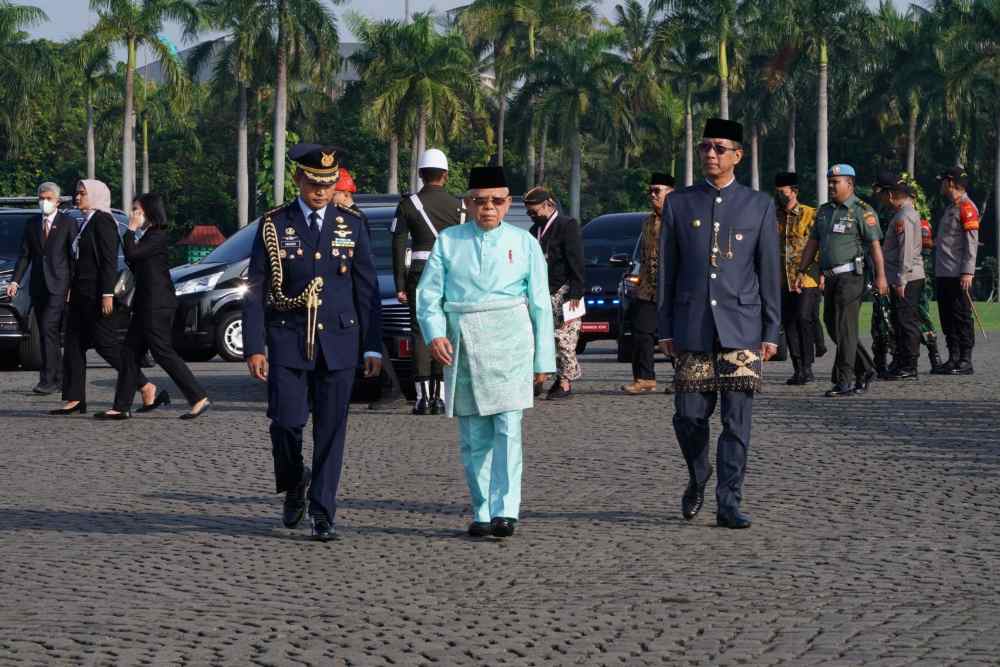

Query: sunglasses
[471,196,509,207]
[697,141,737,155]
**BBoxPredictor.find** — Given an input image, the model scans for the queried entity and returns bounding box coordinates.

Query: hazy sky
[26,0,909,58]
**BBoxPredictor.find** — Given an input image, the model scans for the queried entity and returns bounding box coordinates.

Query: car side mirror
[608,253,630,267]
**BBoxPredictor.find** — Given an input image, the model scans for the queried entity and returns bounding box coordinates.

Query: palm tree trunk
[86,91,96,180]
[525,111,536,190]
[718,38,729,120]
[273,0,289,206]
[816,37,829,206]
[684,91,694,186]
[237,82,249,228]
[409,132,419,192]
[416,108,428,190]
[906,104,917,176]
[122,38,136,210]
[569,120,582,220]
[537,115,549,184]
[496,93,506,166]
[750,123,760,191]
[995,108,1000,301]
[787,102,796,171]
[623,148,630,170]
[142,117,150,194]
[388,134,399,194]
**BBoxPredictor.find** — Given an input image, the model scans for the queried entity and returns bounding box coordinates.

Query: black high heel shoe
[49,401,87,416]
[93,410,131,421]
[136,390,171,413]
[180,400,211,420]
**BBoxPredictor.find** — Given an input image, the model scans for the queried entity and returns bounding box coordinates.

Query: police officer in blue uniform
[243,144,381,542]
[657,118,781,530]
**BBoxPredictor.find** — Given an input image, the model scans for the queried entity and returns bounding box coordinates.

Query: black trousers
[268,348,354,522]
[62,295,148,403]
[781,287,819,369]
[673,390,753,514]
[890,280,923,369]
[936,277,975,352]
[114,307,207,411]
[406,265,441,382]
[823,273,874,385]
[376,340,403,398]
[31,292,65,387]
[629,298,658,381]
[813,293,826,353]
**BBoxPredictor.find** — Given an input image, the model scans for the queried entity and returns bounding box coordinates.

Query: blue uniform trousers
[673,390,753,514]
[268,349,354,522]
[458,411,523,523]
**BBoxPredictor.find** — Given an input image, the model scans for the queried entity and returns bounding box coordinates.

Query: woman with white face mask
[7,182,75,394]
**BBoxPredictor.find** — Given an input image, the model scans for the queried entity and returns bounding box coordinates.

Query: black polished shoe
[885,367,919,381]
[854,369,876,395]
[49,401,87,415]
[179,400,211,420]
[467,521,492,537]
[799,368,815,385]
[931,356,957,374]
[815,344,827,358]
[546,382,572,399]
[716,510,752,529]
[136,390,171,413]
[431,398,446,415]
[490,517,517,538]
[785,372,802,386]
[311,515,336,542]
[824,383,856,398]
[282,466,310,528]
[682,466,713,520]
[93,410,131,420]
[412,397,430,415]
[949,359,974,375]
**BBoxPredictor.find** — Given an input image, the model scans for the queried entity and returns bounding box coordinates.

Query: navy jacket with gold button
[243,201,379,370]
[657,180,781,352]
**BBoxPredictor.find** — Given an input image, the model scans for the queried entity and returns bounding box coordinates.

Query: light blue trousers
[457,410,523,523]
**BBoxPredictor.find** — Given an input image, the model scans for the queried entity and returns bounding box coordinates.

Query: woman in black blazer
[95,193,210,420]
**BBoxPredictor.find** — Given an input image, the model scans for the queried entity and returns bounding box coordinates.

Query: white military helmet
[417,148,448,171]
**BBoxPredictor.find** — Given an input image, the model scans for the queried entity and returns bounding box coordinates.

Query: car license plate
[581,322,610,333]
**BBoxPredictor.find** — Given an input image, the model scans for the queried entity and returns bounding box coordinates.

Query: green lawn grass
[824,301,1000,333]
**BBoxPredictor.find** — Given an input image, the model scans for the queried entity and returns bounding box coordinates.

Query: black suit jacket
[72,210,120,301]
[11,211,75,298]
[529,213,586,299]
[123,228,177,312]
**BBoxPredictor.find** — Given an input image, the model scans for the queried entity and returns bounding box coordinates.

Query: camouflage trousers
[551,285,582,382]
[871,268,938,359]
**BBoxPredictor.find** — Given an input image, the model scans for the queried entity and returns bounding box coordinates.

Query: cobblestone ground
[1,337,999,666]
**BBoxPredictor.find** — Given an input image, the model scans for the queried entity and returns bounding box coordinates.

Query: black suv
[0,205,131,369]
[169,206,415,394]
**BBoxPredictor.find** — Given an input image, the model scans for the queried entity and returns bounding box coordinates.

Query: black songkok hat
[523,187,552,205]
[702,118,743,143]
[468,166,508,190]
[651,172,675,187]
[288,143,342,184]
[936,166,970,188]
[774,172,798,188]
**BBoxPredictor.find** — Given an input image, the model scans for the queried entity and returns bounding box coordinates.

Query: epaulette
[261,201,292,221]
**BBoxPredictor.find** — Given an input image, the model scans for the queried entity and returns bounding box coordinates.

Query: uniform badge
[279,249,287,258]
[297,248,303,256]
[314,252,322,260]
[333,248,340,257]
[285,227,295,236]
[336,216,345,224]
[339,264,348,275]
[321,152,336,168]
[735,233,743,241]
[348,249,353,258]
[335,230,350,238]
[692,219,701,228]
[864,213,878,227]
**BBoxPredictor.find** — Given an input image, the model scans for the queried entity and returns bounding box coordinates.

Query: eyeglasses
[697,141,737,155]
[471,196,509,207]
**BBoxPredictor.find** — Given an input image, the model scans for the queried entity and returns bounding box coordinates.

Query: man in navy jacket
[658,118,781,529]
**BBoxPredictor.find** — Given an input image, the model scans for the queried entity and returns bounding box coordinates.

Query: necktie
[309,211,321,242]
[43,217,51,241]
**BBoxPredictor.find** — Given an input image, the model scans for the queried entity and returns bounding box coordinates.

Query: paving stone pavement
[1,338,999,666]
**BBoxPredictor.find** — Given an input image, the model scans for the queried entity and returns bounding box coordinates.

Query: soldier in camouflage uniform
[870,172,899,377]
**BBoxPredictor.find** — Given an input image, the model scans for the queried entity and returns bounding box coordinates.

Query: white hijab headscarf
[78,179,112,214]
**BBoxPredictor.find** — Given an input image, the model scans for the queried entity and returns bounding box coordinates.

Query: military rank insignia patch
[865,213,878,227]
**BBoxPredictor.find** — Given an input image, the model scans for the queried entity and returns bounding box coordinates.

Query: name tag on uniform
[333,238,356,248]
[833,223,847,234]
[281,238,301,249]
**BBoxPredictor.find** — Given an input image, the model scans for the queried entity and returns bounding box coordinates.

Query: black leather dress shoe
[311,515,336,542]
[716,511,752,529]
[467,521,492,537]
[824,383,856,397]
[93,410,131,420]
[799,368,815,384]
[931,359,956,374]
[412,397,430,415]
[949,359,974,375]
[282,466,310,528]
[490,517,517,538]
[885,368,918,381]
[682,466,713,520]
[785,373,802,386]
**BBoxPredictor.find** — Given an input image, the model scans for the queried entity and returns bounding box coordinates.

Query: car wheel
[18,313,42,371]
[216,311,244,362]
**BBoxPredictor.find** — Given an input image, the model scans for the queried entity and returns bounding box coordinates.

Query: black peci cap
[774,172,798,188]
[467,166,508,190]
[702,118,743,143]
[651,172,675,187]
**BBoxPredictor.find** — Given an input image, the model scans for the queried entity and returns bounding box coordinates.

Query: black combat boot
[932,347,959,375]
[412,380,431,415]
[786,358,802,385]
[873,349,890,380]
[429,378,446,414]
[950,348,974,375]
[799,365,815,384]
[925,335,943,372]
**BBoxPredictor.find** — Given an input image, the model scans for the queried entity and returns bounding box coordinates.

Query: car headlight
[175,272,223,296]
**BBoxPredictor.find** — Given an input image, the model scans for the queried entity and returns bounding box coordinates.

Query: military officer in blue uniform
[243,144,381,542]
[657,118,781,530]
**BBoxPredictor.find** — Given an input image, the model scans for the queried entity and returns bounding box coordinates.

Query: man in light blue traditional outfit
[417,166,556,539]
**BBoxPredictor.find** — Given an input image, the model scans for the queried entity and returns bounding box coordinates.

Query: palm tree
[266,0,340,205]
[351,14,480,193]
[191,0,272,227]
[89,0,200,209]
[520,29,625,219]
[0,1,50,158]
[68,39,114,180]
[664,35,713,185]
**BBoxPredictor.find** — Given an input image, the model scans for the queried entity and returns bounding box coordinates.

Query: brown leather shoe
[621,379,657,395]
